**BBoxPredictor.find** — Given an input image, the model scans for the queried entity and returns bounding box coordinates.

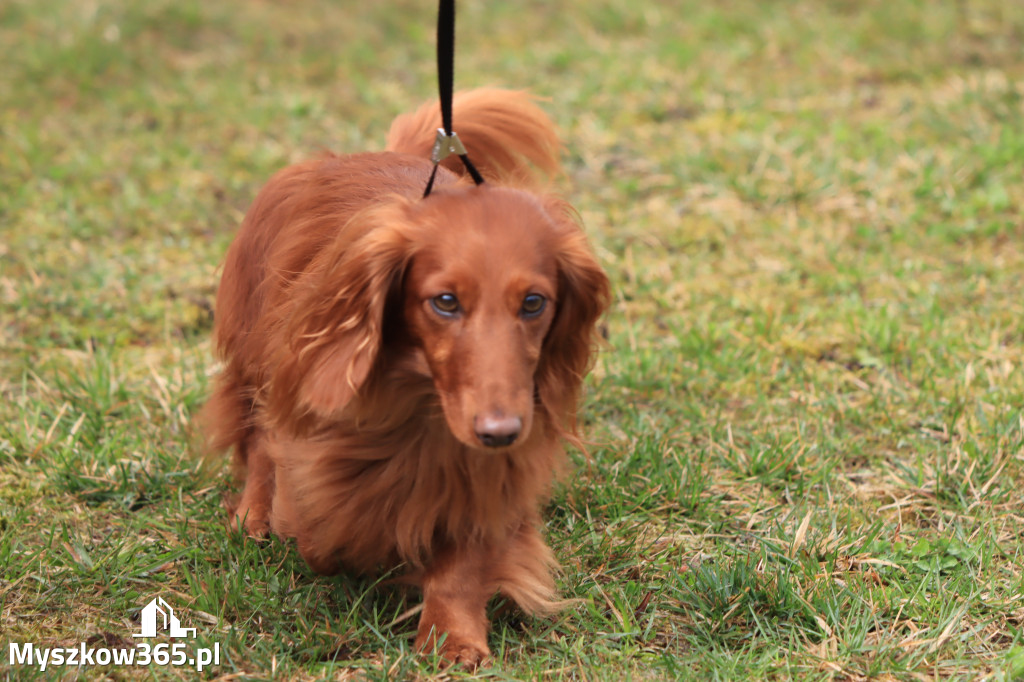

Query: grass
[2,0,1023,679]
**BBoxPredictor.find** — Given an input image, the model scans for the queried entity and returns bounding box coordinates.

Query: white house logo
[8,596,219,672]
[133,597,197,638]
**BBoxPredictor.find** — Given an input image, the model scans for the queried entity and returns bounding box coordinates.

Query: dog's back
[386,88,562,186]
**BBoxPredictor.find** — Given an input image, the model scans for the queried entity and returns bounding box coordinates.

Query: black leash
[423,0,485,198]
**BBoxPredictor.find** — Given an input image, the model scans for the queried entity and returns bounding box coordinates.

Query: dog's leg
[491,522,561,616]
[232,431,274,537]
[415,543,492,668]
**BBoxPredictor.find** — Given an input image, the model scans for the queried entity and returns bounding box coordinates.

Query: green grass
[2,0,1023,679]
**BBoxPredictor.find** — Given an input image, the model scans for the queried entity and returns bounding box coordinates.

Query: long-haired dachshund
[202,88,610,666]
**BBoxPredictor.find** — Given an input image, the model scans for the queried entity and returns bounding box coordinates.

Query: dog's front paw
[231,507,270,538]
[416,630,491,670]
[442,640,490,669]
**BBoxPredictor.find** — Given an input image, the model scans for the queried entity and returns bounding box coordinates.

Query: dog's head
[272,185,609,450]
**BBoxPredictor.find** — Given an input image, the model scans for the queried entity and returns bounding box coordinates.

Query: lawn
[2,0,1023,679]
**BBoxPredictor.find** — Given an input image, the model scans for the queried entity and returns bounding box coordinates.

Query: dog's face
[402,189,561,450]
[277,185,609,450]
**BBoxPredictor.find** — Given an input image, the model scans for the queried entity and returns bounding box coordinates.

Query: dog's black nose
[474,415,522,448]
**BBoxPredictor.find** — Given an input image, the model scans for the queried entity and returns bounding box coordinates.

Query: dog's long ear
[536,201,611,443]
[269,203,415,429]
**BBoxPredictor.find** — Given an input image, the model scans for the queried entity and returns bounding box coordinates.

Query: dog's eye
[430,293,461,316]
[520,294,546,317]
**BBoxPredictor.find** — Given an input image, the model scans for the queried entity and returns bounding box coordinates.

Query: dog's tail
[386,88,562,186]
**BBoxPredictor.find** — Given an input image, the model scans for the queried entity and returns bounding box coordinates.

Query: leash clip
[430,128,468,163]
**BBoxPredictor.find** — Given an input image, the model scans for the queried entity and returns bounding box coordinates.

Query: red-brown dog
[202,89,610,666]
